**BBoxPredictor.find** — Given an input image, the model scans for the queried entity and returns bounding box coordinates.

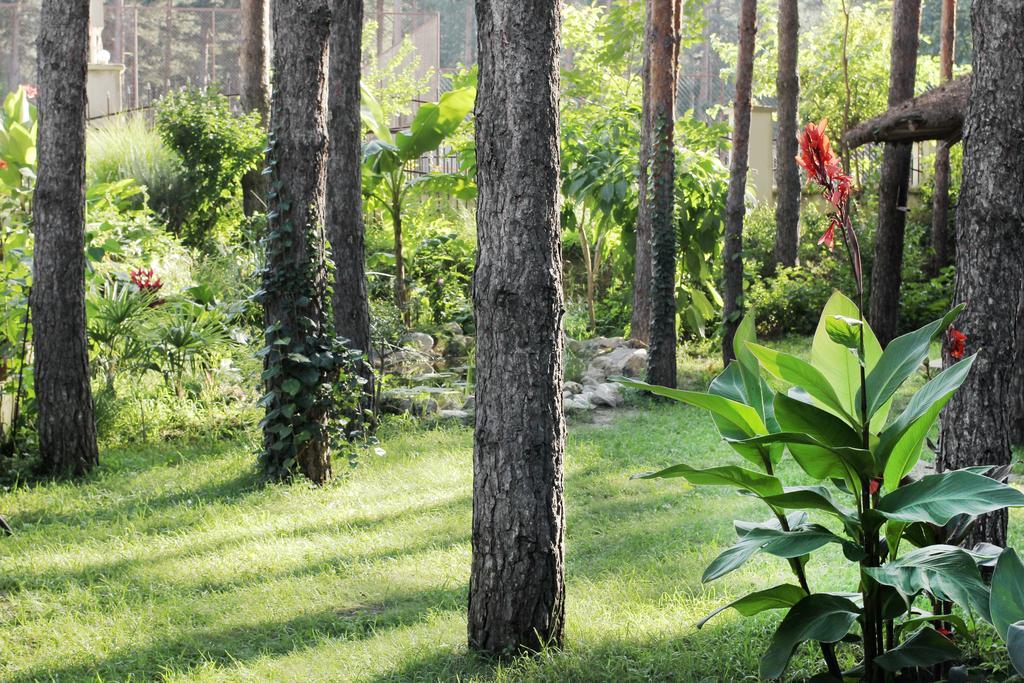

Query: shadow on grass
[5,584,467,683]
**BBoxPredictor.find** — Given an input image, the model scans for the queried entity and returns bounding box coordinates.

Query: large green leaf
[703,514,807,582]
[991,549,1024,640]
[747,343,857,426]
[875,627,959,671]
[865,544,991,621]
[632,462,783,498]
[359,83,393,144]
[762,486,856,522]
[697,584,806,629]
[362,138,402,175]
[703,524,846,582]
[709,363,782,466]
[394,86,476,161]
[879,356,976,490]
[760,594,861,680]
[875,470,1024,525]
[617,378,767,444]
[811,292,887,429]
[1008,621,1024,676]
[772,391,870,480]
[731,430,872,481]
[863,305,964,420]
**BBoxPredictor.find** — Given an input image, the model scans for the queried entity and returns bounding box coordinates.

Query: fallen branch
[843,74,970,148]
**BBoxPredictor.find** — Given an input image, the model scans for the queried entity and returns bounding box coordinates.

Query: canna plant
[619,120,1024,681]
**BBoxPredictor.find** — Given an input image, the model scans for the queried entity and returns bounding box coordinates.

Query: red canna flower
[868,478,881,495]
[936,626,954,640]
[948,326,967,361]
[21,84,37,99]
[797,119,854,254]
[0,159,7,170]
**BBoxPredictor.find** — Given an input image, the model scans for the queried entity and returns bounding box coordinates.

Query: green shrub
[155,87,265,247]
[86,115,188,228]
[745,260,854,338]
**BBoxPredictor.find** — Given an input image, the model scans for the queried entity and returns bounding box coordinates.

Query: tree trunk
[392,203,409,327]
[772,0,800,271]
[868,0,921,346]
[327,0,373,402]
[928,0,956,276]
[162,0,173,93]
[630,0,653,345]
[261,0,333,485]
[33,0,99,478]
[722,0,757,366]
[646,0,680,388]
[240,0,270,217]
[469,0,566,655]
[937,0,1024,547]
[112,0,124,65]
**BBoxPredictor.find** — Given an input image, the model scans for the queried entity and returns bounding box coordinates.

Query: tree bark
[722,0,757,366]
[33,0,99,478]
[240,0,270,217]
[937,0,1024,547]
[629,0,654,346]
[327,0,374,402]
[868,0,921,346]
[928,0,956,276]
[842,75,969,149]
[646,0,680,388]
[469,0,566,655]
[261,0,333,485]
[772,0,800,271]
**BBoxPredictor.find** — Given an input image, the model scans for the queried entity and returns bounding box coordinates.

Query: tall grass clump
[87,114,188,227]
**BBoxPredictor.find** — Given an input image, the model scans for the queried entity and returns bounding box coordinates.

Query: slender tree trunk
[772,0,800,271]
[261,0,333,485]
[630,0,654,345]
[391,202,409,327]
[162,0,173,93]
[112,0,124,65]
[937,0,1024,547]
[463,3,474,65]
[469,0,566,655]
[646,0,680,388]
[722,0,757,366]
[240,0,270,217]
[928,0,956,276]
[327,0,374,404]
[33,0,99,478]
[868,0,921,346]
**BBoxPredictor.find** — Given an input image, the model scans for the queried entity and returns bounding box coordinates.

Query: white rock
[587,347,647,380]
[563,381,583,394]
[589,383,624,408]
[399,332,435,354]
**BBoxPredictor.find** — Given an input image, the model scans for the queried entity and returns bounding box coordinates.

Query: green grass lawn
[1,360,1020,681]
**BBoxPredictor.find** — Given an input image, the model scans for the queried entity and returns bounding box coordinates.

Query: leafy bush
[86,115,188,227]
[745,260,853,337]
[155,87,264,247]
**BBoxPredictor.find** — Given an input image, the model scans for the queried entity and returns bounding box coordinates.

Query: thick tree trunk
[937,0,1024,547]
[630,0,654,346]
[721,0,756,366]
[261,0,333,485]
[772,0,800,271]
[646,0,680,388]
[240,0,270,217]
[928,0,956,276]
[469,0,566,655]
[843,75,968,149]
[33,0,99,478]
[868,0,921,346]
[327,0,374,402]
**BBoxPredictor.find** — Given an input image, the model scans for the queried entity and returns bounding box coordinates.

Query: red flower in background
[130,268,164,306]
[949,326,967,360]
[936,626,954,640]
[21,84,37,99]
[0,160,7,170]
[868,478,882,495]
